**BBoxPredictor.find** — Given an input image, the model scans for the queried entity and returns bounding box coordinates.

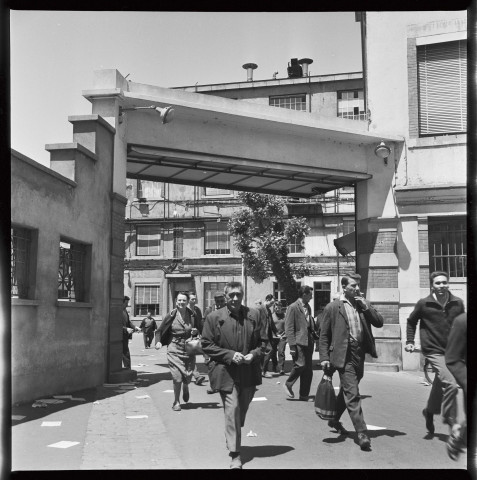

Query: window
[269,94,306,111]
[204,187,233,197]
[11,226,35,299]
[418,40,467,136]
[342,219,355,235]
[173,224,183,258]
[136,225,161,256]
[288,235,305,254]
[337,90,366,120]
[204,282,227,310]
[135,285,160,316]
[313,282,331,312]
[205,222,230,255]
[273,281,301,308]
[137,180,163,199]
[58,240,88,301]
[428,216,466,278]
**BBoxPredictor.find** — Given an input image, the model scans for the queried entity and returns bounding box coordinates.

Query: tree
[228,192,311,305]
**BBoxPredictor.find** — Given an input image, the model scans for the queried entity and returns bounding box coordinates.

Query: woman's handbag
[185,337,203,355]
[314,373,337,420]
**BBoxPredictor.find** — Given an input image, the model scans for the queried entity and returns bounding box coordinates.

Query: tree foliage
[228,192,311,304]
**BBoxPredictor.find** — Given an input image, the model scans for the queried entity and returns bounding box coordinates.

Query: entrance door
[314,281,331,315]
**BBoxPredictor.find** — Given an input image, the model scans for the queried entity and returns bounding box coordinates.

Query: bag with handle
[314,373,337,420]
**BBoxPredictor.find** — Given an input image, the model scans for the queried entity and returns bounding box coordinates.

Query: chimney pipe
[242,63,258,82]
[298,58,313,77]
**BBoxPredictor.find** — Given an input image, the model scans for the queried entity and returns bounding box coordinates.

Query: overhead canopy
[334,232,356,256]
[83,71,403,198]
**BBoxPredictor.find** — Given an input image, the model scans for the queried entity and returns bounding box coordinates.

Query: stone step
[364,362,400,372]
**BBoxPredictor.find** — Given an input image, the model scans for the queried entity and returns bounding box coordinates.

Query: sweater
[406,293,465,356]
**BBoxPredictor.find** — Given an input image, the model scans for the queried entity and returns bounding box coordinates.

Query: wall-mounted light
[118,105,174,124]
[374,141,391,165]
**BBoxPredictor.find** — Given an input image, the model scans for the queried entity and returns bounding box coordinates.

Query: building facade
[124,66,362,326]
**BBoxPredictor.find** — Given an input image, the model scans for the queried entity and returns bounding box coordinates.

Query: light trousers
[219,384,256,452]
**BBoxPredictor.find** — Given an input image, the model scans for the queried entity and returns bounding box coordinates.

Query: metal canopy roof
[126,144,372,197]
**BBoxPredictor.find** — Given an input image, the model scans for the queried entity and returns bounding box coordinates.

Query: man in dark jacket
[284,285,318,401]
[122,296,140,368]
[445,312,467,460]
[139,311,157,349]
[201,281,263,469]
[405,271,465,435]
[259,294,280,377]
[188,292,206,386]
[319,273,383,451]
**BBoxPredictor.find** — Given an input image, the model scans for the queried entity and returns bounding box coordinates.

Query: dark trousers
[143,332,154,348]
[334,339,366,433]
[286,337,314,397]
[277,337,287,372]
[262,339,279,373]
[122,336,131,369]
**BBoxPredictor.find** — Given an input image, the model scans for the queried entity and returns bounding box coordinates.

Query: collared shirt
[341,294,362,343]
[228,306,246,353]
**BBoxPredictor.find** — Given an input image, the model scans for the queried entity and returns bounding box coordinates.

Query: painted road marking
[36,399,66,404]
[135,395,150,399]
[12,415,25,421]
[164,390,174,393]
[53,395,73,400]
[366,424,387,430]
[41,421,62,427]
[126,415,149,419]
[71,398,86,402]
[252,397,267,402]
[48,441,80,448]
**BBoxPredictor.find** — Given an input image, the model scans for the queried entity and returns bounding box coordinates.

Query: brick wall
[420,266,429,288]
[418,230,428,252]
[374,231,396,253]
[368,268,399,288]
[373,303,399,324]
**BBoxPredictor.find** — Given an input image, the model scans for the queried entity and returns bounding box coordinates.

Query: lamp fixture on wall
[374,141,391,165]
[118,105,175,124]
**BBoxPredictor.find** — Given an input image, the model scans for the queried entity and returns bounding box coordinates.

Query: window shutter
[418,40,467,136]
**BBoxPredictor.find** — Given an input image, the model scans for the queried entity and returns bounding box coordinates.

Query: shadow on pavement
[240,445,295,465]
[424,432,449,443]
[180,402,221,410]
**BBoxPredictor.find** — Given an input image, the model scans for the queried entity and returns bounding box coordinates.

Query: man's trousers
[277,338,287,372]
[285,337,314,397]
[262,339,279,373]
[219,384,256,453]
[143,332,154,348]
[334,339,367,433]
[122,336,131,369]
[425,353,458,425]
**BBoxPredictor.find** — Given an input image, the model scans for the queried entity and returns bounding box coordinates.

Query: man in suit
[122,296,140,368]
[405,271,464,436]
[284,285,318,401]
[201,281,264,469]
[188,292,207,386]
[319,273,383,451]
[259,294,280,378]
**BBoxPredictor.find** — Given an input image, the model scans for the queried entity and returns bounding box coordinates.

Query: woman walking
[155,291,198,411]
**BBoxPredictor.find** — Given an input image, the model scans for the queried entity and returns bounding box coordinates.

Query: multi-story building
[124,62,364,324]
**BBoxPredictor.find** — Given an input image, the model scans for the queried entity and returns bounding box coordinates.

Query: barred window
[137,180,163,199]
[136,225,161,256]
[288,235,305,254]
[204,282,227,311]
[418,40,467,136]
[205,222,230,255]
[337,90,366,120]
[135,285,160,316]
[11,227,33,298]
[58,240,87,301]
[269,94,306,111]
[428,216,466,278]
[173,224,183,259]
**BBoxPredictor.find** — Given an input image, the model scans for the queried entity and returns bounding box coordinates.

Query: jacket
[284,299,317,347]
[201,305,263,393]
[445,312,466,395]
[319,298,384,369]
[155,307,197,346]
[406,292,465,355]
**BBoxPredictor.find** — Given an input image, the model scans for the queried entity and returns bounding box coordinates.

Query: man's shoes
[284,383,295,399]
[279,371,288,376]
[422,408,435,435]
[195,376,206,386]
[207,388,218,394]
[328,420,349,435]
[299,395,311,401]
[262,372,273,378]
[172,402,181,411]
[447,426,465,461]
[357,432,371,451]
[183,386,190,403]
[229,453,242,469]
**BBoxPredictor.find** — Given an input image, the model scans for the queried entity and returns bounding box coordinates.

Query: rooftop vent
[298,58,313,76]
[242,63,258,82]
[287,58,303,78]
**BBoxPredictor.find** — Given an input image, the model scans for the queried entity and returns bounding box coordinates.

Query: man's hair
[265,294,274,301]
[430,271,449,283]
[123,296,130,302]
[297,285,313,297]
[176,291,190,301]
[213,291,225,298]
[224,281,244,295]
[341,273,361,287]
[188,291,197,297]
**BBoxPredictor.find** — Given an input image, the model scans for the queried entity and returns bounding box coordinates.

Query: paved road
[11,334,469,471]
